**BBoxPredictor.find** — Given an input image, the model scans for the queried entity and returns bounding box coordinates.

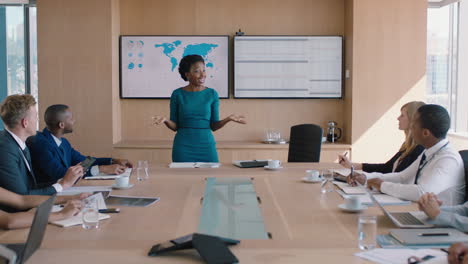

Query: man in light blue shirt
[418,193,468,232]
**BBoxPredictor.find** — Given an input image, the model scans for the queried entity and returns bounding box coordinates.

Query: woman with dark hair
[153,55,246,162]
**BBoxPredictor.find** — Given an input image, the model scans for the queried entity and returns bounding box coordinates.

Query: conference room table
[0,163,420,263]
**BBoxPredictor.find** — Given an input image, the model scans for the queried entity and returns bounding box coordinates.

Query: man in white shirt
[0,95,83,208]
[349,104,465,205]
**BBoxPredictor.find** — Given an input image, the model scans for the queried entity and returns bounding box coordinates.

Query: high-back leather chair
[288,124,323,162]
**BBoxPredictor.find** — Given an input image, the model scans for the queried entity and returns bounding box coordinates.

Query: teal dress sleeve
[210,89,220,123]
[170,89,178,123]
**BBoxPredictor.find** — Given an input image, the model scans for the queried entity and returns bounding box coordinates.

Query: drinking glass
[137,160,149,181]
[320,169,334,193]
[82,198,99,229]
[272,131,281,141]
[265,129,273,141]
[265,129,280,142]
[358,215,377,250]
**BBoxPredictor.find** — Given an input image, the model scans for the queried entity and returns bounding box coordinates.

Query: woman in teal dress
[153,55,246,162]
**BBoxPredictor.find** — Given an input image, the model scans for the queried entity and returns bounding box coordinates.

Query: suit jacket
[0,130,56,212]
[26,128,112,184]
[362,144,425,173]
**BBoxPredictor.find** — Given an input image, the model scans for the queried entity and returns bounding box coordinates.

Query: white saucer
[338,203,368,213]
[301,176,323,183]
[264,165,283,171]
[262,139,288,144]
[112,184,134,190]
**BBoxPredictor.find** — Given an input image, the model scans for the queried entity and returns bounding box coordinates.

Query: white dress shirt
[365,139,465,205]
[51,134,100,176]
[5,129,63,192]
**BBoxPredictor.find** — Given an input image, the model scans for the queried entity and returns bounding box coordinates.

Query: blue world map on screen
[155,40,218,71]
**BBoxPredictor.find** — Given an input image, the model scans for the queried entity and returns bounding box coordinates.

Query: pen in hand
[349,165,358,186]
[339,151,348,164]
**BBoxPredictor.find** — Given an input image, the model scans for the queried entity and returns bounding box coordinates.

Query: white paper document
[85,168,132,180]
[50,193,110,228]
[169,162,221,168]
[355,248,447,264]
[58,186,112,196]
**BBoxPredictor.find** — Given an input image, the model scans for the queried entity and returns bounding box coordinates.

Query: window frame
[0,1,36,129]
[454,0,468,135]
[427,1,468,135]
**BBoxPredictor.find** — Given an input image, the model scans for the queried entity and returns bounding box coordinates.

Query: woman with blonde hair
[339,101,425,173]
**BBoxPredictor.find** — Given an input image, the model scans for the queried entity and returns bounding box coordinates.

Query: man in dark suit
[27,104,132,184]
[0,95,83,202]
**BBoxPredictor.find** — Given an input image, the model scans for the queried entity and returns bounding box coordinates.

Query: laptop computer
[1,195,56,264]
[366,190,434,228]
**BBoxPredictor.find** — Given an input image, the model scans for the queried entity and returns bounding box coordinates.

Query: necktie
[414,153,426,184]
[22,146,36,184]
[58,144,69,166]
[22,147,32,166]
[59,144,65,156]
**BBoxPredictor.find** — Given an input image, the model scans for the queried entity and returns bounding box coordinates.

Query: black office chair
[288,124,323,162]
[459,150,468,202]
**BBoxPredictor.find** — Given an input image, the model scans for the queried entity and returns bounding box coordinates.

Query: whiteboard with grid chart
[234,36,343,98]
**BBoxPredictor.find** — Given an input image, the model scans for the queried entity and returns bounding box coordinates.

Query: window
[427,1,468,135]
[426,3,458,126]
[0,1,36,129]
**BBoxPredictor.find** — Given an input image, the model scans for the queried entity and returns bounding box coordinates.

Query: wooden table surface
[0,163,417,263]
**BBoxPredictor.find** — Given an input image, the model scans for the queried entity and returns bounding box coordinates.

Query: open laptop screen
[20,195,56,263]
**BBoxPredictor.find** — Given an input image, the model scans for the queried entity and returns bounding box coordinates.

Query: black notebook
[233,160,269,168]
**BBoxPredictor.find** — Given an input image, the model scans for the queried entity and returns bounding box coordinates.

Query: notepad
[50,213,110,228]
[50,193,111,228]
[333,181,373,194]
[169,162,221,168]
[333,168,364,176]
[232,160,269,168]
[359,194,411,206]
[336,189,411,206]
[390,228,468,245]
[85,168,132,180]
[355,248,446,264]
[377,234,451,249]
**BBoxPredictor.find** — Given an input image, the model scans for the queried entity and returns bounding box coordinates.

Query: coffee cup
[345,196,361,209]
[305,170,320,181]
[268,160,281,168]
[115,176,130,187]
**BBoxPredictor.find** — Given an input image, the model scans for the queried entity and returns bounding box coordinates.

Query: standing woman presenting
[153,55,246,162]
